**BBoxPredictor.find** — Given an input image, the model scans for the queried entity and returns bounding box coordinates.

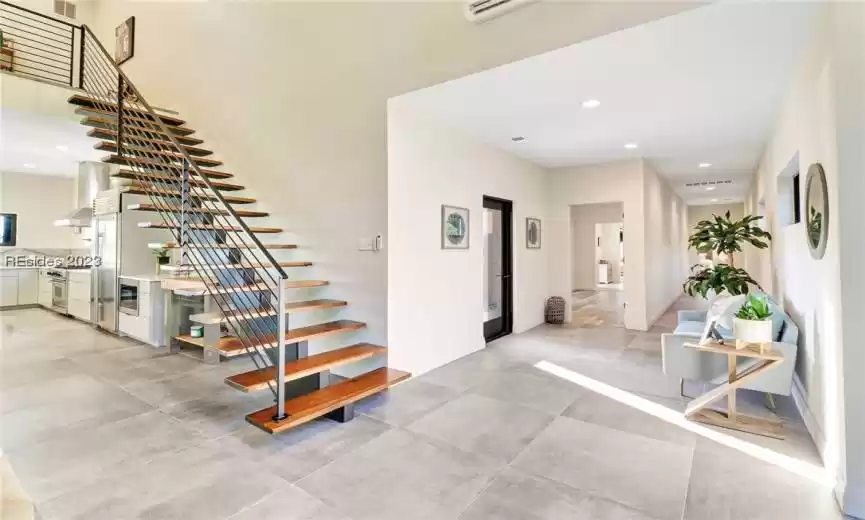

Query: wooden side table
[683,340,785,439]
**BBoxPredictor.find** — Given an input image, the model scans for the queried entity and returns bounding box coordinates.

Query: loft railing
[0,0,81,86]
[1,0,292,421]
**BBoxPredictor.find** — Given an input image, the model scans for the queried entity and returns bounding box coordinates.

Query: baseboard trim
[647,293,682,329]
[791,373,827,458]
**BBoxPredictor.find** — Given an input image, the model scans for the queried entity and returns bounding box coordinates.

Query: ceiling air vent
[684,179,734,188]
[53,0,76,19]
[464,0,540,24]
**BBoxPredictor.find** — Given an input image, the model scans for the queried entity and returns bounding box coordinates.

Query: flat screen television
[0,213,17,246]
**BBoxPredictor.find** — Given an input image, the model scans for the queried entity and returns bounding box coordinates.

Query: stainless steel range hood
[53,162,111,227]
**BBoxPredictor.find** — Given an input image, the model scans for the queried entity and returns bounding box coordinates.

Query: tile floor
[0,303,847,520]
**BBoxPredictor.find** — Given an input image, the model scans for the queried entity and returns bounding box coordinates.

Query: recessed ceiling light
[699,162,712,168]
[706,186,716,191]
[624,143,638,150]
[581,99,601,109]
[711,198,719,202]
[56,145,69,152]
[511,136,526,142]
[23,163,36,169]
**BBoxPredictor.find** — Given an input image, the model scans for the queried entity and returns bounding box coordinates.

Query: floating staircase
[68,24,408,434]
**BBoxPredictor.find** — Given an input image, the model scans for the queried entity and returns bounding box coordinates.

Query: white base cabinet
[0,269,39,308]
[118,280,165,347]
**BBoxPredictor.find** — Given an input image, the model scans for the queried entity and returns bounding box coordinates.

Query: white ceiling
[0,74,102,177]
[396,2,820,204]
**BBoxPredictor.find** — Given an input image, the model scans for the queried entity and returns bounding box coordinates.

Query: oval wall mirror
[805,162,829,259]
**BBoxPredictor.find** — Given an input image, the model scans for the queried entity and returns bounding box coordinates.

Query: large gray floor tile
[228,483,350,520]
[407,393,554,464]
[512,416,693,520]
[8,410,205,503]
[356,378,461,426]
[683,437,842,520]
[562,391,696,447]
[470,365,586,415]
[228,414,392,482]
[460,467,658,520]
[420,349,518,392]
[296,428,499,520]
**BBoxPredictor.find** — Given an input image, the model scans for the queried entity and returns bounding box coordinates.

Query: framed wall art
[526,217,541,249]
[441,205,469,250]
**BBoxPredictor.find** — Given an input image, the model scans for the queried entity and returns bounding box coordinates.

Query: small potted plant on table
[733,294,773,352]
[152,247,171,272]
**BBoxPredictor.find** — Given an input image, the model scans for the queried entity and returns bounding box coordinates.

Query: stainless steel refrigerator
[92,191,121,332]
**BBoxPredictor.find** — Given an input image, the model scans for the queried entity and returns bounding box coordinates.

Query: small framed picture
[526,217,541,249]
[441,205,470,250]
[699,315,725,345]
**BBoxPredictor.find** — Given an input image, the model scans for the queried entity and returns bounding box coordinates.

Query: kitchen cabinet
[118,278,165,347]
[17,270,38,305]
[0,269,39,308]
[38,270,52,307]
[0,273,18,307]
[67,271,92,322]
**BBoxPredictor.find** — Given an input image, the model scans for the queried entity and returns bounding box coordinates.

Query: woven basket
[545,296,566,324]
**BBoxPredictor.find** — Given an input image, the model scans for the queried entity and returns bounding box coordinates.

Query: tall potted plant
[683,211,771,298]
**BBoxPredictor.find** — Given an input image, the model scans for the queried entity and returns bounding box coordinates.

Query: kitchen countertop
[121,273,164,282]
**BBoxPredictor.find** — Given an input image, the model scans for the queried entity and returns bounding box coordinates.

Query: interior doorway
[595,222,624,290]
[483,196,513,342]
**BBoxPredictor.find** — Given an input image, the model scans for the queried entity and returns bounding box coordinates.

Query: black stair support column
[325,403,356,423]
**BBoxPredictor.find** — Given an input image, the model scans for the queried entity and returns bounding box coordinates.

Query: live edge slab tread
[226,343,386,392]
[246,367,411,433]
[174,319,365,356]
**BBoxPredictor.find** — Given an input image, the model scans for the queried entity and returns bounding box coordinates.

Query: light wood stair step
[123,185,256,204]
[114,170,244,191]
[157,279,328,297]
[88,127,205,148]
[139,222,283,233]
[153,242,296,249]
[80,114,197,137]
[102,156,233,179]
[68,94,186,126]
[74,107,190,132]
[128,203,268,217]
[226,343,385,393]
[96,142,222,167]
[246,368,411,434]
[190,298,347,325]
[164,261,312,275]
[174,319,366,357]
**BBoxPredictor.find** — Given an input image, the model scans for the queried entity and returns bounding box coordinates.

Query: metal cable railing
[0,0,80,86]
[75,23,292,415]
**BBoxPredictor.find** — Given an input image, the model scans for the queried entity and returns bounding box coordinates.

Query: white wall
[686,203,745,266]
[74,0,699,373]
[0,171,79,250]
[570,202,623,289]
[746,4,865,515]
[643,161,688,327]
[387,103,548,376]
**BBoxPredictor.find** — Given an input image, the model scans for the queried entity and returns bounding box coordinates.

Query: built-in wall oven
[47,269,68,314]
[118,278,139,316]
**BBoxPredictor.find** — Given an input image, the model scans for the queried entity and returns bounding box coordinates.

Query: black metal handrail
[0,0,80,87]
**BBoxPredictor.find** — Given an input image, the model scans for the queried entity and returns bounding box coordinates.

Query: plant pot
[733,317,772,349]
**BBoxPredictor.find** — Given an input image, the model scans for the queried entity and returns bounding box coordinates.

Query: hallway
[0,305,841,520]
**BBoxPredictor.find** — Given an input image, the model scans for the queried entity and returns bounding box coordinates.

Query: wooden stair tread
[138,222,283,233]
[88,127,204,148]
[226,343,386,393]
[205,280,329,295]
[246,368,411,433]
[103,156,233,179]
[74,107,191,132]
[177,319,366,355]
[122,185,256,204]
[69,94,185,125]
[97,142,222,167]
[114,171,244,191]
[127,203,268,217]
[164,261,312,273]
[190,298,347,325]
[80,115,197,137]
[154,242,296,249]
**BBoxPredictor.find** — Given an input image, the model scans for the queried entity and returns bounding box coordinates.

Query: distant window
[0,213,17,246]
[53,0,76,19]
[792,172,801,224]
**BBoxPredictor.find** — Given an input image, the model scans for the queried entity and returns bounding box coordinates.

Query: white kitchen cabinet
[38,271,52,307]
[17,270,38,305]
[67,271,92,322]
[0,274,18,307]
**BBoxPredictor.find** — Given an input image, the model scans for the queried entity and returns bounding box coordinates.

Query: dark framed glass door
[483,196,513,342]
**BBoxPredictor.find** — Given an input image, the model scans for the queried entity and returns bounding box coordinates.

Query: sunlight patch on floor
[534,360,835,487]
